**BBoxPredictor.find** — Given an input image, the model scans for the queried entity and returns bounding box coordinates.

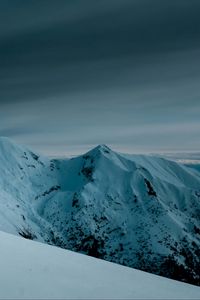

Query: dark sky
[1,0,200,155]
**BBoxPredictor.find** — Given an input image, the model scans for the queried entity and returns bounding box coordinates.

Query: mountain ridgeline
[0,138,200,285]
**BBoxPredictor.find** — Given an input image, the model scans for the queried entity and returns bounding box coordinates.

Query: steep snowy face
[0,138,200,286]
[0,137,61,241]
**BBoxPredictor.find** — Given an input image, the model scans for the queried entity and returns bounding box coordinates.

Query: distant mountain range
[0,137,199,285]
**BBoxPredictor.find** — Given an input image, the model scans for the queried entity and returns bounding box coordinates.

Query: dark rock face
[62,217,200,286]
[144,179,157,197]
[18,228,36,240]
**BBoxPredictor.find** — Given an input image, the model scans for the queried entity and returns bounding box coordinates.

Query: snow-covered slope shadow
[0,231,199,299]
[0,137,200,286]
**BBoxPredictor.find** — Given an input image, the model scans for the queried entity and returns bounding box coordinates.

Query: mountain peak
[85,144,112,157]
[83,144,112,156]
[96,144,111,152]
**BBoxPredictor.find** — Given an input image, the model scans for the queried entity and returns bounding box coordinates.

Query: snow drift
[0,230,199,299]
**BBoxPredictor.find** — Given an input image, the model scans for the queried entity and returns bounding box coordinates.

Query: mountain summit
[0,138,200,285]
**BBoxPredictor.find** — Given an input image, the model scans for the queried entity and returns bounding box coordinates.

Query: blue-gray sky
[0,0,200,155]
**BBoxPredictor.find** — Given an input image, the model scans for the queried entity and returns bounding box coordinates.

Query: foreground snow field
[0,231,199,299]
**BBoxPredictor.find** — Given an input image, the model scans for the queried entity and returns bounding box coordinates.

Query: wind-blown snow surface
[0,231,199,299]
[0,137,200,285]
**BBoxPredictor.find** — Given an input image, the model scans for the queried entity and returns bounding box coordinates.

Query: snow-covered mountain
[0,137,200,286]
[1,230,199,299]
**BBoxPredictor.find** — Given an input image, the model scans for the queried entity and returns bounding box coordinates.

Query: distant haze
[1,0,200,156]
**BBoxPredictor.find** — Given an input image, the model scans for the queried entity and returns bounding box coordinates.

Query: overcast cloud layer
[1,0,200,155]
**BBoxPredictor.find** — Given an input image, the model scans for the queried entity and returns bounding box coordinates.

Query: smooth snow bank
[0,231,199,299]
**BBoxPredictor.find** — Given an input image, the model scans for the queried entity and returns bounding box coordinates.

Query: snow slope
[0,230,199,299]
[0,137,200,285]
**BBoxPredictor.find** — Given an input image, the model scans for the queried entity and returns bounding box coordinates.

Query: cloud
[0,1,200,154]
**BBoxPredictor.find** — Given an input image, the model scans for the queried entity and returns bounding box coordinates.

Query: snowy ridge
[0,138,200,285]
[1,230,200,299]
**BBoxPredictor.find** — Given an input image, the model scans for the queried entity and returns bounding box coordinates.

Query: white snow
[0,231,199,300]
